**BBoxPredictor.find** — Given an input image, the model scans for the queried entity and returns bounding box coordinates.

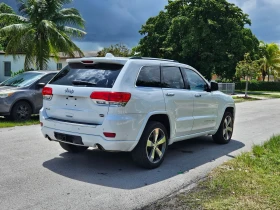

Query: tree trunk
[262,71,266,81]
[268,69,270,82]
[245,76,249,98]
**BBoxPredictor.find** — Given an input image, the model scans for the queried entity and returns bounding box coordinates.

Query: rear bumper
[42,126,137,151]
[40,108,145,152]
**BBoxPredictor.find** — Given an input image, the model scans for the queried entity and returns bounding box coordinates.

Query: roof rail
[130,57,178,62]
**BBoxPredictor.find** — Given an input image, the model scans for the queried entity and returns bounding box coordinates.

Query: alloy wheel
[223,115,233,140]
[146,128,167,164]
[16,105,30,120]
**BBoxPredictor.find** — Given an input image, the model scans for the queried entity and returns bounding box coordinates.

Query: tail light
[90,92,131,106]
[42,87,53,101]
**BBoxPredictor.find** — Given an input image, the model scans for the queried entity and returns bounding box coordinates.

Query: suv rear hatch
[43,62,124,125]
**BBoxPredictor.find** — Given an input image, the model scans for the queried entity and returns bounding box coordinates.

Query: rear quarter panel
[110,61,166,115]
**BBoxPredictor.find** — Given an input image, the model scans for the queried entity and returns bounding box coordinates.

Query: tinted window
[136,66,161,87]
[183,68,207,91]
[38,74,56,84]
[0,72,43,87]
[162,67,184,89]
[49,63,123,88]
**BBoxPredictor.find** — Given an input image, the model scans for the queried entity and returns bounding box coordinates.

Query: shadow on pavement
[43,136,244,189]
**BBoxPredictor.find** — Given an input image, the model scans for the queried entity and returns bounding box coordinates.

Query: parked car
[40,55,235,169]
[0,71,58,121]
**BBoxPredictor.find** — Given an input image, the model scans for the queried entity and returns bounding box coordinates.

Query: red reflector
[103,132,116,138]
[90,92,131,103]
[40,122,43,127]
[82,60,94,64]
[42,87,53,95]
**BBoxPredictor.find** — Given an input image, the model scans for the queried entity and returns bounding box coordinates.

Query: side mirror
[37,83,46,89]
[210,81,219,91]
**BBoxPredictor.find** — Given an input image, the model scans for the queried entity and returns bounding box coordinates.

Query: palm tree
[258,42,280,81]
[0,3,17,50]
[0,0,86,70]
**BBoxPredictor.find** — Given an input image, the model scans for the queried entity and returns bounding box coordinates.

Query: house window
[57,63,63,70]
[4,62,11,77]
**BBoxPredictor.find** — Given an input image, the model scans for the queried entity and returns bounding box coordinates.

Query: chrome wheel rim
[223,116,233,141]
[146,128,167,164]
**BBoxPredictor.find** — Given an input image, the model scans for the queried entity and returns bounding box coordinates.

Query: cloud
[228,0,280,43]
[2,0,280,50]
[71,0,168,48]
[2,0,167,50]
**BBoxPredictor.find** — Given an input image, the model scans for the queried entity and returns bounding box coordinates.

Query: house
[0,51,98,82]
[57,51,98,69]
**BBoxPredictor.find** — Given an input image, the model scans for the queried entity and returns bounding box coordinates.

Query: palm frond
[0,14,28,24]
[0,23,31,37]
[0,3,15,13]
[3,0,84,69]
[53,14,85,29]
[61,26,86,38]
[59,8,80,16]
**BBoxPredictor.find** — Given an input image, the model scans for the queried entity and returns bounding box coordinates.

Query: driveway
[1,99,280,210]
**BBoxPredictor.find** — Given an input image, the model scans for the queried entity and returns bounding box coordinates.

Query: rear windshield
[49,62,123,88]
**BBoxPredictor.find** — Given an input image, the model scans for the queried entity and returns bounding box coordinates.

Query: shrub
[235,81,280,91]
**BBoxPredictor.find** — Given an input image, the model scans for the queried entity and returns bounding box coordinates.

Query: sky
[2,0,279,51]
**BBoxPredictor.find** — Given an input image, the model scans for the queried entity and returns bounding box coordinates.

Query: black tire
[59,142,88,153]
[11,101,32,121]
[212,112,234,144]
[132,121,168,169]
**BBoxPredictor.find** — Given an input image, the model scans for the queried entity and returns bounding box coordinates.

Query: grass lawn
[232,96,260,103]
[235,91,280,99]
[0,115,40,128]
[146,135,280,210]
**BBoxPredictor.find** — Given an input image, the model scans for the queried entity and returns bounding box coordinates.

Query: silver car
[0,71,58,121]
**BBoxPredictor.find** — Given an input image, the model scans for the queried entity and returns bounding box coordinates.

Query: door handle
[195,94,202,97]
[166,93,175,96]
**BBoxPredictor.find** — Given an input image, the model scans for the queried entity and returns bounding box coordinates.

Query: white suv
[40,55,235,169]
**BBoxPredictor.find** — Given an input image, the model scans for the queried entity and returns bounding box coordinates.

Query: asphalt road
[1,99,280,210]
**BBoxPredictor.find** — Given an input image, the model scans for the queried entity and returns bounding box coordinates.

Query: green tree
[0,3,17,50]
[258,42,280,81]
[236,53,259,97]
[97,43,132,57]
[136,0,259,80]
[0,0,86,70]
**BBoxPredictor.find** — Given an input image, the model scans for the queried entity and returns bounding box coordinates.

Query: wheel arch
[10,98,35,114]
[215,105,235,131]
[133,112,172,148]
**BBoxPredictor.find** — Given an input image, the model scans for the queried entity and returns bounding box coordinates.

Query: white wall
[58,58,68,69]
[0,54,59,82]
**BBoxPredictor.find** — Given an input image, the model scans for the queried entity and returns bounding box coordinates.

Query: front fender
[215,103,235,131]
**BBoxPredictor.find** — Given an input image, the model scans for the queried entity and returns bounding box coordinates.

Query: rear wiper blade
[72,80,97,86]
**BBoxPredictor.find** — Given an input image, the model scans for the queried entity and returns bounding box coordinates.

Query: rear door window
[49,63,123,88]
[136,66,161,87]
[162,67,185,89]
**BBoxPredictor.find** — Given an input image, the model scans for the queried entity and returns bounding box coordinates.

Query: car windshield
[0,72,43,87]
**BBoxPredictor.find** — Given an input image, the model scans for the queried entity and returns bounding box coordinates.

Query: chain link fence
[218,83,235,94]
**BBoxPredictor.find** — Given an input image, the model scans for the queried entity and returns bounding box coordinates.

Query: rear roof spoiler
[67,57,128,65]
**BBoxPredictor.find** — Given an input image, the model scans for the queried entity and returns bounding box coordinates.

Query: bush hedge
[235,81,280,91]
